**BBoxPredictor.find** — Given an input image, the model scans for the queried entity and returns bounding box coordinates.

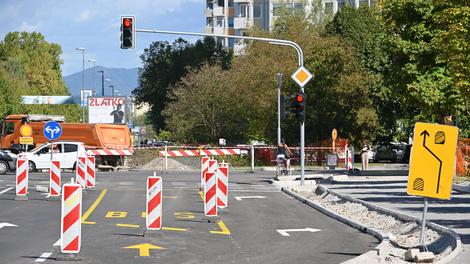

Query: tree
[133,37,232,132]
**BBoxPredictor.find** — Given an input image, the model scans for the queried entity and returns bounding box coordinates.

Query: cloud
[76,9,95,23]
[17,21,40,32]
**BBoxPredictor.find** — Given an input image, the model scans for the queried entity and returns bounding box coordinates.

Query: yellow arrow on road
[123,243,166,257]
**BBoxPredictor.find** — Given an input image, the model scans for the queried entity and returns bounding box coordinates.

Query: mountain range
[63,66,139,99]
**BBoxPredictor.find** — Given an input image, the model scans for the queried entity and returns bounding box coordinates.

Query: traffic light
[292,92,306,121]
[121,16,135,49]
[280,94,293,120]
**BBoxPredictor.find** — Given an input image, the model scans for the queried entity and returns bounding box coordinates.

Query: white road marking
[234,196,267,200]
[53,239,61,246]
[230,190,279,193]
[171,182,187,186]
[0,187,13,195]
[276,228,321,237]
[0,222,18,229]
[35,252,52,262]
[118,182,135,185]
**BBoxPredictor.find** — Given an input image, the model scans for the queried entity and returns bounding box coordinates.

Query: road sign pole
[277,73,282,146]
[419,197,429,249]
[300,86,305,186]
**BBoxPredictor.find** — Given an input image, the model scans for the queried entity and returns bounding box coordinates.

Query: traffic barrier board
[76,157,86,189]
[86,155,96,188]
[50,160,61,196]
[217,163,229,208]
[146,176,162,230]
[16,158,29,197]
[407,122,459,200]
[201,157,210,188]
[204,172,217,217]
[61,182,82,253]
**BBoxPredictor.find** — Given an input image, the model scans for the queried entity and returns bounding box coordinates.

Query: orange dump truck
[0,114,133,167]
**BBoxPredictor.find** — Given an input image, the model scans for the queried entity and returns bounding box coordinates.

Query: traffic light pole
[135,28,306,185]
[277,73,283,146]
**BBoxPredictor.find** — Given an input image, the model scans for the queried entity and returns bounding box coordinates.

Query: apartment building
[205,0,376,53]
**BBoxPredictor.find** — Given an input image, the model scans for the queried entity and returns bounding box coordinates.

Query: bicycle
[275,154,290,177]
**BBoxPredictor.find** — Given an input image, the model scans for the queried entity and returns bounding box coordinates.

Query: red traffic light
[295,94,304,103]
[123,18,132,28]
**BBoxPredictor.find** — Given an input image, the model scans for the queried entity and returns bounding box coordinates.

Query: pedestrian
[361,142,371,171]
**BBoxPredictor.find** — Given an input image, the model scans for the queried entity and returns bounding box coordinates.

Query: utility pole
[277,73,283,146]
[98,70,104,96]
[75,47,85,123]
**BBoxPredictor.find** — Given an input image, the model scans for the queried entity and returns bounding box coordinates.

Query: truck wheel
[0,160,9,174]
[28,161,36,172]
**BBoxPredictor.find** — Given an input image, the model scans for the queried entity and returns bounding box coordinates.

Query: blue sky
[0,0,205,76]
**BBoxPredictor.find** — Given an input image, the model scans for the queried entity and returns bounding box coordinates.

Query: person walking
[361,142,371,171]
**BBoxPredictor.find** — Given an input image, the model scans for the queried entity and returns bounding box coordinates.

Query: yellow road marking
[174,212,195,219]
[163,195,177,199]
[105,211,128,218]
[141,212,147,218]
[123,243,165,257]
[198,191,204,200]
[81,188,107,224]
[116,223,140,228]
[210,220,231,235]
[162,227,187,232]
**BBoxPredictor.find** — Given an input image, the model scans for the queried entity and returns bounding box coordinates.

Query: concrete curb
[281,185,462,264]
[452,183,470,193]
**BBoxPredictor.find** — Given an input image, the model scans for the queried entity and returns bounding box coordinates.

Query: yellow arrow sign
[407,122,459,200]
[123,243,165,257]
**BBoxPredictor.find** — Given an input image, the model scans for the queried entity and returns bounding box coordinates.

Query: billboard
[22,96,74,104]
[88,97,127,124]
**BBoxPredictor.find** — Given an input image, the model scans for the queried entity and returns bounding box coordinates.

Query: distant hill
[63,66,138,99]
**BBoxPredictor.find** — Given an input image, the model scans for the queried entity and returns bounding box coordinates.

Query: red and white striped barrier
[50,160,61,196]
[159,148,241,157]
[86,155,96,188]
[217,162,229,208]
[146,176,162,230]
[61,181,82,253]
[88,148,133,156]
[16,157,29,197]
[208,159,218,174]
[345,146,353,170]
[76,156,86,189]
[201,157,210,188]
[204,171,218,217]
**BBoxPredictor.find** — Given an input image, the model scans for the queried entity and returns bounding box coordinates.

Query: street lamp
[88,59,96,95]
[75,47,85,123]
[98,70,104,96]
[109,85,115,96]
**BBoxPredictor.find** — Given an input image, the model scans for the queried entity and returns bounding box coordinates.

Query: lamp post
[98,70,104,96]
[88,59,96,95]
[110,85,115,96]
[75,47,85,123]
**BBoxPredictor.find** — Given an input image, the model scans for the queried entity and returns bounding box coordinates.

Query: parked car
[20,141,86,172]
[372,143,406,163]
[0,150,16,174]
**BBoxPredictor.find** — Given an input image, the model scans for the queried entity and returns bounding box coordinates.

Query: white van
[21,142,86,171]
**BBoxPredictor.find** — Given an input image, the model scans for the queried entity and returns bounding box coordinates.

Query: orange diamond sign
[291,66,313,87]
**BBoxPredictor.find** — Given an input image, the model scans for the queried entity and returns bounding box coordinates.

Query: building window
[228,18,234,27]
[238,4,248,17]
[217,0,224,7]
[206,18,213,27]
[253,4,262,18]
[228,0,233,7]
[216,17,224,27]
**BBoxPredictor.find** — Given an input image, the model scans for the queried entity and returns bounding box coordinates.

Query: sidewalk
[323,180,470,263]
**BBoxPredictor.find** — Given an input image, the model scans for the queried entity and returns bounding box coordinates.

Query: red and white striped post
[49,160,61,197]
[75,156,86,189]
[61,181,82,253]
[15,157,29,199]
[146,175,162,230]
[204,171,218,217]
[201,157,210,188]
[345,145,353,171]
[86,155,96,189]
[217,162,229,208]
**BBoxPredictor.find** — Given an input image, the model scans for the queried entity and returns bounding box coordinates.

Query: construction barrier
[61,181,82,253]
[86,155,96,188]
[159,148,241,157]
[201,157,210,188]
[76,156,86,189]
[345,146,354,171]
[146,176,162,230]
[217,162,229,208]
[16,157,29,197]
[49,160,61,196]
[204,171,218,217]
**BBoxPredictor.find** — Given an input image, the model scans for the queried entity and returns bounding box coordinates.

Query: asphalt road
[0,169,377,263]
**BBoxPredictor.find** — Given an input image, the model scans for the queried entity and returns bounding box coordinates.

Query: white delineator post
[204,171,218,217]
[146,175,162,230]
[61,181,82,253]
[75,156,86,189]
[201,156,210,188]
[16,157,29,198]
[217,162,229,208]
[86,155,96,188]
[50,160,61,196]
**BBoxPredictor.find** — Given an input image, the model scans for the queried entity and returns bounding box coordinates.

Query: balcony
[204,26,213,34]
[234,17,248,29]
[213,27,225,35]
[204,8,213,17]
[213,6,224,16]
